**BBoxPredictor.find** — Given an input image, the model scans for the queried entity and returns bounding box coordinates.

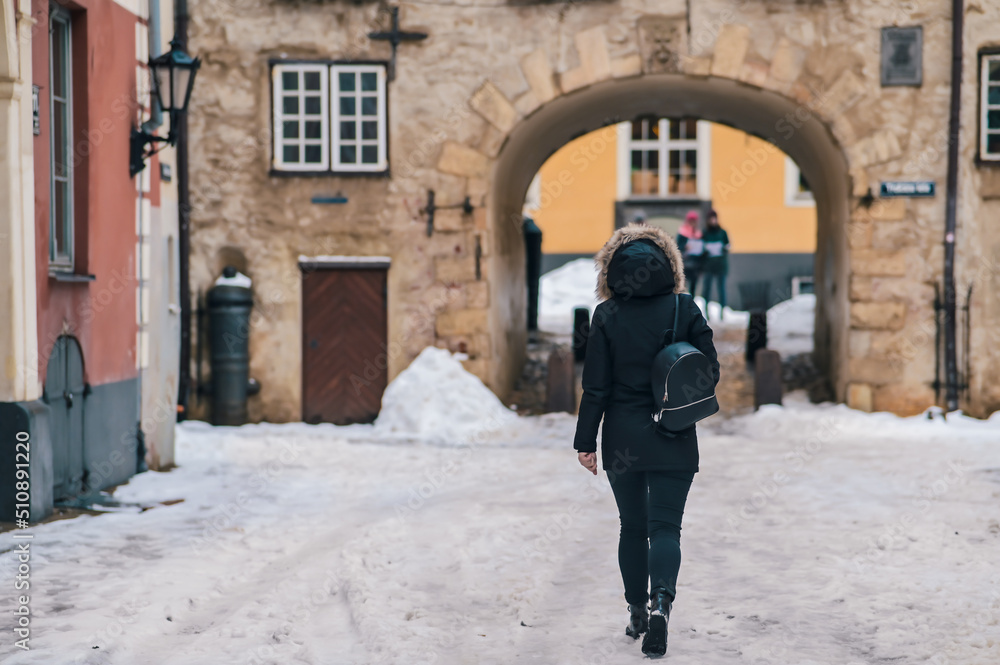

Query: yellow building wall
[710,124,816,253]
[529,123,816,255]
[528,127,618,254]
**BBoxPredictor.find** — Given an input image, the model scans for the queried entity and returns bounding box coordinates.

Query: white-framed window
[784,157,815,207]
[616,117,709,199]
[50,6,74,269]
[980,53,1000,161]
[272,63,387,173]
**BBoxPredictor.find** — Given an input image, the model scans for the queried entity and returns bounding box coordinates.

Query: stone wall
[187,0,1000,420]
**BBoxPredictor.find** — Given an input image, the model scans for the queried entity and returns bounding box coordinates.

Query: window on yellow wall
[784,157,815,207]
[626,117,701,198]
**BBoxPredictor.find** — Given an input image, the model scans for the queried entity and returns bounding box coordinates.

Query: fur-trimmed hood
[594,223,686,300]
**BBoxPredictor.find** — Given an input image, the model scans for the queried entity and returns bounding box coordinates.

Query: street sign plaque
[880,181,935,197]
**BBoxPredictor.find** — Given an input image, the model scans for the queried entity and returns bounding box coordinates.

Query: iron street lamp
[130,37,201,177]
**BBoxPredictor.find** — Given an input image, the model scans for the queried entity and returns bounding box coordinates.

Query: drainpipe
[942,0,963,412]
[175,0,192,420]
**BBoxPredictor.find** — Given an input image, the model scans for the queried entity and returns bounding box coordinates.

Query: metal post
[942,0,963,412]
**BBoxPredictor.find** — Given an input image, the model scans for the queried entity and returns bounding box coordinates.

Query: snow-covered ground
[2,349,999,665]
[538,258,814,359]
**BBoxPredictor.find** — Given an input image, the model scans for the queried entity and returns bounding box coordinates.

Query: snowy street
[2,349,999,664]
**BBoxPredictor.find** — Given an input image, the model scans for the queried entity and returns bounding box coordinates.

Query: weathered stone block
[868,197,906,221]
[739,60,769,87]
[437,142,489,179]
[710,24,751,78]
[436,308,491,336]
[559,66,590,93]
[434,209,468,232]
[610,54,642,78]
[872,383,935,416]
[768,37,806,85]
[459,357,491,384]
[849,129,903,168]
[466,280,490,308]
[847,220,873,249]
[575,26,612,83]
[821,69,866,116]
[848,357,903,384]
[850,301,907,330]
[851,249,907,276]
[681,55,712,76]
[846,382,873,412]
[520,49,557,103]
[849,329,872,357]
[469,81,518,133]
[513,91,541,117]
[850,167,870,197]
[435,256,477,283]
[980,167,1000,199]
[849,276,873,301]
[478,125,505,158]
[872,221,919,249]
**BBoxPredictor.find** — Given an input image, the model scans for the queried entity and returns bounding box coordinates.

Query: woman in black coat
[574,223,719,657]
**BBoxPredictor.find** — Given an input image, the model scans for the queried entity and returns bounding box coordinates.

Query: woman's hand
[578,452,598,475]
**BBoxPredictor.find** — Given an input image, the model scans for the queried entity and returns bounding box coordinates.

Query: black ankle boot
[625,603,649,639]
[641,589,672,657]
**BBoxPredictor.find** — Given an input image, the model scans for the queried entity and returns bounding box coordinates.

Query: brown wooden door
[301,266,388,424]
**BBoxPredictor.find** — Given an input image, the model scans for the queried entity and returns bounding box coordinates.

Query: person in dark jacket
[700,210,731,316]
[574,223,720,658]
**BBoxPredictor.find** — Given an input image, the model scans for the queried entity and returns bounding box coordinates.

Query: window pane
[340,145,357,164]
[678,150,697,194]
[304,144,322,164]
[632,117,657,140]
[283,96,299,114]
[630,150,658,195]
[989,58,1000,82]
[798,171,811,194]
[361,145,378,164]
[988,133,1000,155]
[340,121,356,140]
[989,85,1000,105]
[988,109,1000,130]
[283,144,300,163]
[361,72,377,91]
[304,120,322,139]
[340,97,356,116]
[52,21,67,98]
[282,71,298,91]
[669,120,680,140]
[304,71,321,91]
[339,72,356,92]
[54,182,68,258]
[361,96,377,116]
[305,96,321,115]
[361,121,378,140]
[283,120,299,139]
[53,101,68,177]
[668,150,680,193]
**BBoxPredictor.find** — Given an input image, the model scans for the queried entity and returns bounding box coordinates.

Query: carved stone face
[638,15,686,75]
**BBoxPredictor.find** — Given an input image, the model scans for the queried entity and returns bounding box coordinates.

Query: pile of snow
[537,258,601,335]
[767,293,815,357]
[374,346,517,444]
[692,295,751,329]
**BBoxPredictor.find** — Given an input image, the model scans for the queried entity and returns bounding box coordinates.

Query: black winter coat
[573,225,720,473]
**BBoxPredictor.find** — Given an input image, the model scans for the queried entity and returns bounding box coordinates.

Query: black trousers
[608,470,695,605]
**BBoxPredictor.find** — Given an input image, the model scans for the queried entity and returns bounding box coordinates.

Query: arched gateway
[487,73,851,401]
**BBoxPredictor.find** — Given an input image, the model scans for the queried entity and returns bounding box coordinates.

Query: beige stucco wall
[187,0,1000,420]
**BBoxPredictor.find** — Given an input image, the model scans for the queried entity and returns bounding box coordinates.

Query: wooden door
[301,265,388,425]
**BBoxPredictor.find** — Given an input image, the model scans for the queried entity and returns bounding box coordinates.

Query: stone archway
[483,73,852,401]
[427,21,931,413]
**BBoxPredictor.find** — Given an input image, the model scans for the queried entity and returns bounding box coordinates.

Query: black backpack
[650,294,719,434]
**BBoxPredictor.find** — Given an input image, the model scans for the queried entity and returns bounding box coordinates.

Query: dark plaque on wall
[881,26,922,86]
[32,85,40,135]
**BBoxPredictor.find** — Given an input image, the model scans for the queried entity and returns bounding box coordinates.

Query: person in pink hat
[675,210,705,296]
